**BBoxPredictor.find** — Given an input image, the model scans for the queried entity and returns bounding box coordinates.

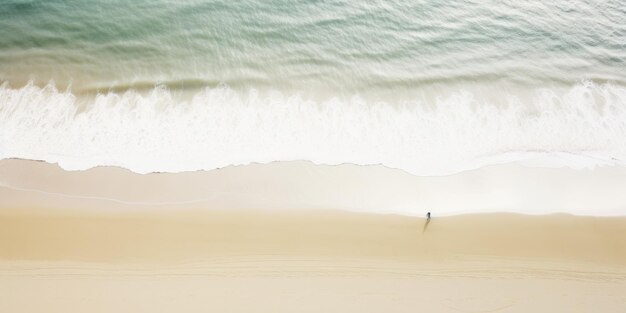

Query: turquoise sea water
[0,0,625,174]
[1,0,624,95]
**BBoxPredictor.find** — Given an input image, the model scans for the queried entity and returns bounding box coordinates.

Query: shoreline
[2,158,626,216]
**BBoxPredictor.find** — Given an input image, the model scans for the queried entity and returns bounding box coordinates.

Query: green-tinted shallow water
[1,0,624,98]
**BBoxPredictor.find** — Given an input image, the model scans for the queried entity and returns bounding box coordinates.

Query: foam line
[1,81,625,175]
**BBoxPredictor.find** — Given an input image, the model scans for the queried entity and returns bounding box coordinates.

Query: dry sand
[1,159,625,312]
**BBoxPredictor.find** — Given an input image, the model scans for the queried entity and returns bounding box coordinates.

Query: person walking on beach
[423,212,431,233]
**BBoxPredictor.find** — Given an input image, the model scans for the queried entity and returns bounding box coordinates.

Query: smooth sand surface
[1,209,625,312]
[1,159,626,312]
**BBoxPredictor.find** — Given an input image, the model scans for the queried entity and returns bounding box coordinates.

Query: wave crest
[1,81,625,175]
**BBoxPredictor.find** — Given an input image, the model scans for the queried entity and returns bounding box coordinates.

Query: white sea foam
[1,81,625,175]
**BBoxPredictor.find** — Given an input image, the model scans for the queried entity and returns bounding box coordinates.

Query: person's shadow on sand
[422,212,431,233]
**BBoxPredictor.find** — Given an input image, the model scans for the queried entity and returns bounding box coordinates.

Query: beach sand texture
[1,209,625,312]
[1,160,625,312]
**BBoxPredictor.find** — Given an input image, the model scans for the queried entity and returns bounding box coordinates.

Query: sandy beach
[1,159,625,312]
[1,209,625,312]
[2,1,626,311]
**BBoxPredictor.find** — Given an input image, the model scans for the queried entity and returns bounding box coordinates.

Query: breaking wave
[1,81,625,175]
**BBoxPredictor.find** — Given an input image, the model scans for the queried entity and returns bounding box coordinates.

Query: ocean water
[0,0,625,175]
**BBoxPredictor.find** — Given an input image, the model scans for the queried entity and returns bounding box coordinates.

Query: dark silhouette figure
[422,212,431,233]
